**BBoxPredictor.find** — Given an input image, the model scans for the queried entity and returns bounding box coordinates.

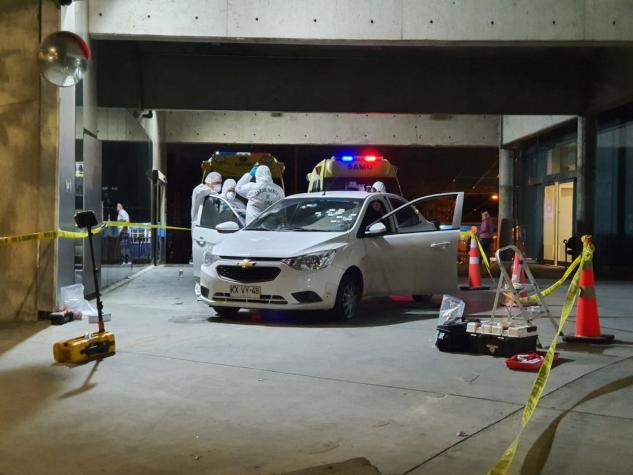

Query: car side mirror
[365,222,387,237]
[216,221,240,233]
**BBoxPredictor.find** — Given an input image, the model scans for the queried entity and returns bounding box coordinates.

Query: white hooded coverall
[372,181,387,193]
[235,165,285,224]
[220,179,246,220]
[191,171,222,226]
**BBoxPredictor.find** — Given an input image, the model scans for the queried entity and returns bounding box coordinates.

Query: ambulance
[306,154,402,195]
[201,151,285,189]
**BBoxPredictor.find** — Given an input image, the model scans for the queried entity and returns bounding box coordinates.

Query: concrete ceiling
[96,41,633,115]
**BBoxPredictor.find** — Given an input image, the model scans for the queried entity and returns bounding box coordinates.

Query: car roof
[288,191,404,200]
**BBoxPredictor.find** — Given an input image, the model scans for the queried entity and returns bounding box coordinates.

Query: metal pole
[87,224,104,333]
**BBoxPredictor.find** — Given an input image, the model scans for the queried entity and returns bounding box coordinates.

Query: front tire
[333,273,361,320]
[213,306,240,318]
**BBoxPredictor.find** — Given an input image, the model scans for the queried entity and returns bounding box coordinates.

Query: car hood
[212,231,349,258]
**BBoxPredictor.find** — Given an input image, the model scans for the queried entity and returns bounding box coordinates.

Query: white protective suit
[190,171,222,225]
[235,165,285,224]
[372,181,386,193]
[220,179,246,221]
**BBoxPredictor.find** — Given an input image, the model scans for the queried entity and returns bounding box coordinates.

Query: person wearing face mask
[191,171,221,300]
[220,178,246,223]
[236,165,285,224]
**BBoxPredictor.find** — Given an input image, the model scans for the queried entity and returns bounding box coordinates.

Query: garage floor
[1,266,632,475]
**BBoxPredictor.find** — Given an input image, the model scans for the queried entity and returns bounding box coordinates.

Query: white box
[507,325,537,338]
[467,322,480,333]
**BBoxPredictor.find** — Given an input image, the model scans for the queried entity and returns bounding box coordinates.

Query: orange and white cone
[460,229,489,291]
[563,236,614,344]
[503,250,529,306]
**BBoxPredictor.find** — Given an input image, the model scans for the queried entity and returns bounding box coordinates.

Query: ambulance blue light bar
[341,155,354,162]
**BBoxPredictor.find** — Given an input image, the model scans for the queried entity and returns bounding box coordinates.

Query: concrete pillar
[576,116,596,236]
[0,0,61,321]
[498,148,515,249]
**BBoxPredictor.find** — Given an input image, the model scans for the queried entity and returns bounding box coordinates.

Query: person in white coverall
[191,171,222,225]
[220,179,246,222]
[191,171,222,299]
[372,181,386,193]
[236,165,285,224]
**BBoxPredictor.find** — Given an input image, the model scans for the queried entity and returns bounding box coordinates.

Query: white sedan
[199,191,464,319]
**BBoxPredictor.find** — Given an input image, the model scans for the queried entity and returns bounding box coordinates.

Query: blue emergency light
[341,155,354,162]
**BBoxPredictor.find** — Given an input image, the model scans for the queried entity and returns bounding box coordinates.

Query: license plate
[229,285,261,298]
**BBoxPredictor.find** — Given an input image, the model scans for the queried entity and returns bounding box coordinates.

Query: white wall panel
[90,0,633,43]
[502,115,576,145]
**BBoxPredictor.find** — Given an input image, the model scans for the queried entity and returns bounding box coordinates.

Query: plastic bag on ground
[60,283,97,317]
[438,294,466,326]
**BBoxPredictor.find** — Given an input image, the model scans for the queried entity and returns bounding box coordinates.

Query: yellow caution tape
[0,221,189,247]
[487,238,592,475]
[521,253,582,303]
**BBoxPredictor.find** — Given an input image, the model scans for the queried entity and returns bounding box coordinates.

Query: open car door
[373,192,464,296]
[192,196,245,282]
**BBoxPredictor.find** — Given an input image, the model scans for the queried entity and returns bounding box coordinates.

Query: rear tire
[333,273,361,320]
[213,306,240,318]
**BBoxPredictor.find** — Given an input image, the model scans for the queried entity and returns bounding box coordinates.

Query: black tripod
[74,211,105,333]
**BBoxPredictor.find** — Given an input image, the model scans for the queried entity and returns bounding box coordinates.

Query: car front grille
[216,265,281,283]
[212,293,288,305]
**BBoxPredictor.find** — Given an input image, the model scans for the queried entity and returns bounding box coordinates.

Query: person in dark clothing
[479,210,495,261]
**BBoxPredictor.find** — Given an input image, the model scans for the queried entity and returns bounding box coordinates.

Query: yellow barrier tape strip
[105,221,191,231]
[0,221,190,246]
[487,240,591,475]
[522,254,582,303]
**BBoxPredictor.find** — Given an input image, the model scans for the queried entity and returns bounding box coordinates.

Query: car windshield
[245,198,363,232]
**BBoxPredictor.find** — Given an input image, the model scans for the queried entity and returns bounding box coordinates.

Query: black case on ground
[475,334,538,357]
[435,321,469,352]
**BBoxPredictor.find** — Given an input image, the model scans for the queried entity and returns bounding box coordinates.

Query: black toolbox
[475,333,538,357]
[436,321,469,352]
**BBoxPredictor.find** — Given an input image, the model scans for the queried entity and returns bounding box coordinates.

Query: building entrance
[543,181,574,265]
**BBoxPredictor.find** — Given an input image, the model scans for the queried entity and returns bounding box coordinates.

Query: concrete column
[0,0,61,321]
[576,116,596,236]
[498,148,515,249]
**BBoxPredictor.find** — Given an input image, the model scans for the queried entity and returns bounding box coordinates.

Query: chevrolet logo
[238,259,255,269]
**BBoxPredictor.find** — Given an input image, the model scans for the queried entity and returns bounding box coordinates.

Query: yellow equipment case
[54,331,116,364]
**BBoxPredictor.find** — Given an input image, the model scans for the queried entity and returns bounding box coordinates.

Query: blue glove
[249,165,259,177]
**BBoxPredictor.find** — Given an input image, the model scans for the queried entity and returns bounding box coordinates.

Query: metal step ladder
[490,245,560,336]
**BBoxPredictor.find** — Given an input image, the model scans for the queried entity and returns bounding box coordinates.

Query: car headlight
[282,250,336,271]
[202,250,219,266]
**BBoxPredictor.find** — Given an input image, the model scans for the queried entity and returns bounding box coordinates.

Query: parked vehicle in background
[307,154,403,195]
[202,151,285,191]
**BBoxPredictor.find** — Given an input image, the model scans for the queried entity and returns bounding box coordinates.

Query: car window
[388,197,428,230]
[200,196,242,229]
[389,195,462,233]
[359,198,392,235]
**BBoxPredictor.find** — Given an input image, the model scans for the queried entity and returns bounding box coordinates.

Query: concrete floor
[1,265,632,475]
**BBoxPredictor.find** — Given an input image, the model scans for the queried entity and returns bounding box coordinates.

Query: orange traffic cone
[563,236,614,344]
[460,227,489,291]
[511,251,528,287]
